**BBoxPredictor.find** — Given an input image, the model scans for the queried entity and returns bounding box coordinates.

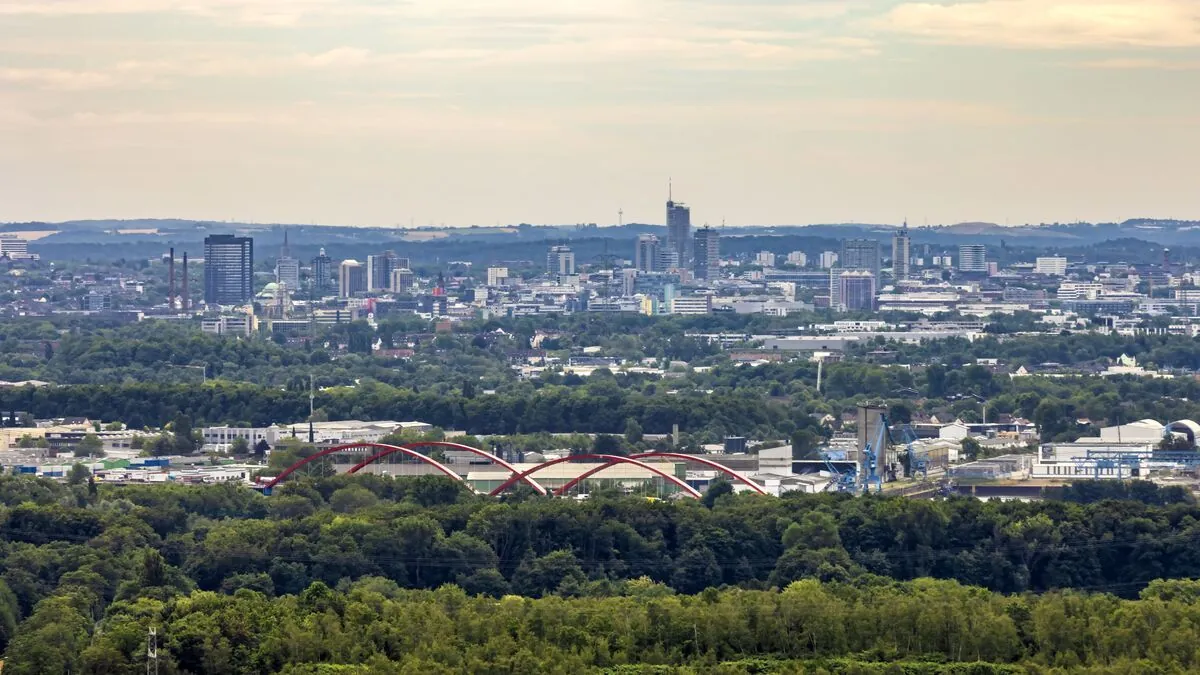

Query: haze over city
[4,0,1200,227]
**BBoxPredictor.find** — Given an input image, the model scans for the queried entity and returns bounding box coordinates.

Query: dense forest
[0,474,1199,672]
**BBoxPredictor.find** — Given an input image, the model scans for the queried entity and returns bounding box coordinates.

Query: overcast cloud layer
[2,0,1198,227]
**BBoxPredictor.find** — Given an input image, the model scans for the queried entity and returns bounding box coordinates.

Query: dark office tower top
[892,221,911,281]
[311,248,333,294]
[840,238,881,280]
[203,235,254,305]
[666,183,692,267]
[693,227,720,281]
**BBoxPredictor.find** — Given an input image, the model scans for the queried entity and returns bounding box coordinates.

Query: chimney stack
[168,248,176,310]
[182,253,190,311]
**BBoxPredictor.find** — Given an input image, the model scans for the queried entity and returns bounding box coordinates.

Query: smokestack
[182,253,190,312]
[168,248,176,309]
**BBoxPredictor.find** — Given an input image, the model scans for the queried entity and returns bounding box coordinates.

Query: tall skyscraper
[635,234,660,273]
[958,245,987,272]
[892,221,911,281]
[275,228,300,292]
[693,227,720,281]
[666,183,691,267]
[838,270,877,312]
[841,239,881,279]
[339,260,366,298]
[203,234,253,305]
[366,251,400,292]
[311,248,333,295]
[546,246,576,276]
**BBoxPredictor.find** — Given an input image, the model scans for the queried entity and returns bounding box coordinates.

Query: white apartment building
[1056,282,1103,301]
[486,267,509,287]
[1035,257,1068,276]
[670,296,713,315]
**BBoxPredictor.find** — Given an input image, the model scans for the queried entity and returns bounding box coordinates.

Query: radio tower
[146,626,159,675]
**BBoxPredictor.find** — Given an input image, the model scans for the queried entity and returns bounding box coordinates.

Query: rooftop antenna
[668,177,673,203]
[618,208,623,227]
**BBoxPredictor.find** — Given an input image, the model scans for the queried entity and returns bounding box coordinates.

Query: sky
[2,0,1200,228]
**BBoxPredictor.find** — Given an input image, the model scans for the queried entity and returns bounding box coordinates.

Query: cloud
[1075,57,1200,70]
[875,0,1200,48]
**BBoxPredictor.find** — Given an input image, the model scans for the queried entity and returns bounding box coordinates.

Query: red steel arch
[261,442,467,490]
[346,441,548,495]
[556,451,769,497]
[486,454,702,499]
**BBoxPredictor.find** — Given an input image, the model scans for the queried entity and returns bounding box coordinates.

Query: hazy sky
[3,0,1200,228]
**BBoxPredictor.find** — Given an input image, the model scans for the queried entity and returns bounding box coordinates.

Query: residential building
[390,268,415,293]
[755,251,776,267]
[838,270,877,312]
[786,251,808,267]
[958,245,987,273]
[275,257,299,293]
[1035,257,1068,276]
[339,260,366,298]
[635,234,660,273]
[546,246,576,276]
[892,221,911,280]
[693,227,720,281]
[841,239,881,279]
[486,267,509,287]
[666,190,692,266]
[819,251,839,269]
[203,234,254,305]
[311,248,333,295]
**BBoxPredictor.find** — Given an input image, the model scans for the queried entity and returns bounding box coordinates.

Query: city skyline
[3,1,1200,227]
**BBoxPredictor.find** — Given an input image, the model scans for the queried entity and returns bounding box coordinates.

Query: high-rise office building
[635,234,660,273]
[203,234,253,305]
[390,268,415,293]
[666,185,691,267]
[339,260,367,298]
[366,251,400,292]
[841,239,881,279]
[275,228,300,292]
[693,227,720,281]
[892,221,911,281]
[838,270,877,312]
[486,267,509,286]
[828,267,843,308]
[958,245,987,273]
[311,248,333,295]
[546,246,575,276]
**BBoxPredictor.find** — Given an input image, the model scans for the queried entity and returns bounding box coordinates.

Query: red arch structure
[346,441,547,495]
[555,451,769,497]
[261,442,466,490]
[486,454,703,499]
